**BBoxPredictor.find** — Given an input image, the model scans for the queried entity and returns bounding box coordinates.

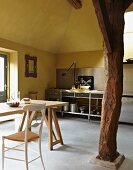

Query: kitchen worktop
[62,89,133,98]
[62,89,104,94]
[45,88,133,123]
[47,88,133,97]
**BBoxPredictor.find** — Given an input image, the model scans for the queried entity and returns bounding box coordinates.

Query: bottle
[17,91,20,101]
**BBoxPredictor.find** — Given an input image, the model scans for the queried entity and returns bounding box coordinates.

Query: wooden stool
[28,91,38,100]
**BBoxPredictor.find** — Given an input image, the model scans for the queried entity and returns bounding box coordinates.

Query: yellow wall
[0,38,104,99]
[0,38,56,99]
[0,0,102,54]
[56,51,104,68]
[10,51,18,98]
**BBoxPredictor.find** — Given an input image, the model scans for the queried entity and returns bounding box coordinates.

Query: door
[0,54,7,102]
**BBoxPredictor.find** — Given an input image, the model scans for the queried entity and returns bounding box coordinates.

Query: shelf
[75,96,89,99]
[63,111,89,116]
[62,96,75,98]
[63,111,101,118]
[91,105,101,107]
[90,114,101,117]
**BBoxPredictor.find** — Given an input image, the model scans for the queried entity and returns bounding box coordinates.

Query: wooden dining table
[0,100,68,150]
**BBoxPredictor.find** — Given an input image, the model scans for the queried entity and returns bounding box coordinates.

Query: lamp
[62,61,76,87]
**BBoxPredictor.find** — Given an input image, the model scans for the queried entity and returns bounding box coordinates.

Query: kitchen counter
[45,88,133,123]
[45,88,103,118]
[62,89,103,99]
[64,89,133,96]
[62,89,104,94]
[46,88,133,98]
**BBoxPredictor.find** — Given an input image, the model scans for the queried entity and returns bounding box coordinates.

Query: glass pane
[124,12,133,59]
[0,57,4,91]
[124,12,133,33]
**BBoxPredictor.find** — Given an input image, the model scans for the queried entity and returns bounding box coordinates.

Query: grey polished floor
[0,117,133,170]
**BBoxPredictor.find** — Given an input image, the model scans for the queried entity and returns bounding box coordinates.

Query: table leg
[48,108,53,150]
[18,112,26,132]
[52,108,63,145]
[47,107,64,150]
[44,113,57,141]
[17,111,36,132]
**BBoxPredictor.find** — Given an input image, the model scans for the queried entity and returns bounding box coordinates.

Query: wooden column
[92,0,133,161]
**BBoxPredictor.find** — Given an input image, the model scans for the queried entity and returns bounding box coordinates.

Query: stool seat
[4,131,39,142]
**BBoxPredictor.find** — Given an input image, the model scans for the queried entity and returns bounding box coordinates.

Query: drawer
[75,93,89,98]
[45,89,62,100]
[46,90,61,95]
[91,93,103,99]
[45,94,61,99]
[62,91,74,97]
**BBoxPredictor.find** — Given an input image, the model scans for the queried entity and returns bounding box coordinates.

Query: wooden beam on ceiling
[67,0,82,9]
[92,0,112,53]
[124,0,133,11]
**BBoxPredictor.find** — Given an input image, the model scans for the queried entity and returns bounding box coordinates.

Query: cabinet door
[119,97,133,123]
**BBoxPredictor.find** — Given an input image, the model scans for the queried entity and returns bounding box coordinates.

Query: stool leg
[39,138,45,170]
[25,142,29,170]
[2,137,5,170]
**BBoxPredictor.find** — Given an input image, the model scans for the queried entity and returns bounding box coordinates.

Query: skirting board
[89,154,125,170]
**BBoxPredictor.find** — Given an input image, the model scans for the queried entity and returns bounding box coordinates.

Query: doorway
[0,54,7,102]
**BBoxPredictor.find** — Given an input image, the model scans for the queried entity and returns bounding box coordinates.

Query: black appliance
[78,76,94,90]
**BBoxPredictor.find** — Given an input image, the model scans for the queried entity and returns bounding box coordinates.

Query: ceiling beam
[124,0,133,11]
[67,0,82,9]
[92,0,112,53]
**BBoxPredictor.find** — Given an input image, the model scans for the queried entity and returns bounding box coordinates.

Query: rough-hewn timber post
[92,0,133,161]
[98,1,124,161]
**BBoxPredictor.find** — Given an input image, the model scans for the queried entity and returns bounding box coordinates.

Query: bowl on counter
[79,106,86,113]
[21,98,31,104]
[80,86,90,90]
[6,101,20,107]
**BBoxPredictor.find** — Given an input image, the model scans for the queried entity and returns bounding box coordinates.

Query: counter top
[47,88,133,97]
[62,89,104,94]
[62,89,133,97]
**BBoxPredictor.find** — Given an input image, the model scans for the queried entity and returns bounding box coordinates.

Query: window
[0,54,7,102]
[124,12,133,60]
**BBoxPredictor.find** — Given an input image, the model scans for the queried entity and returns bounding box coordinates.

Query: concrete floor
[0,117,133,170]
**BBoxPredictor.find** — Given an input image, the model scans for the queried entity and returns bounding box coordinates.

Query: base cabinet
[119,97,133,124]
[45,89,133,123]
[45,89,103,120]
